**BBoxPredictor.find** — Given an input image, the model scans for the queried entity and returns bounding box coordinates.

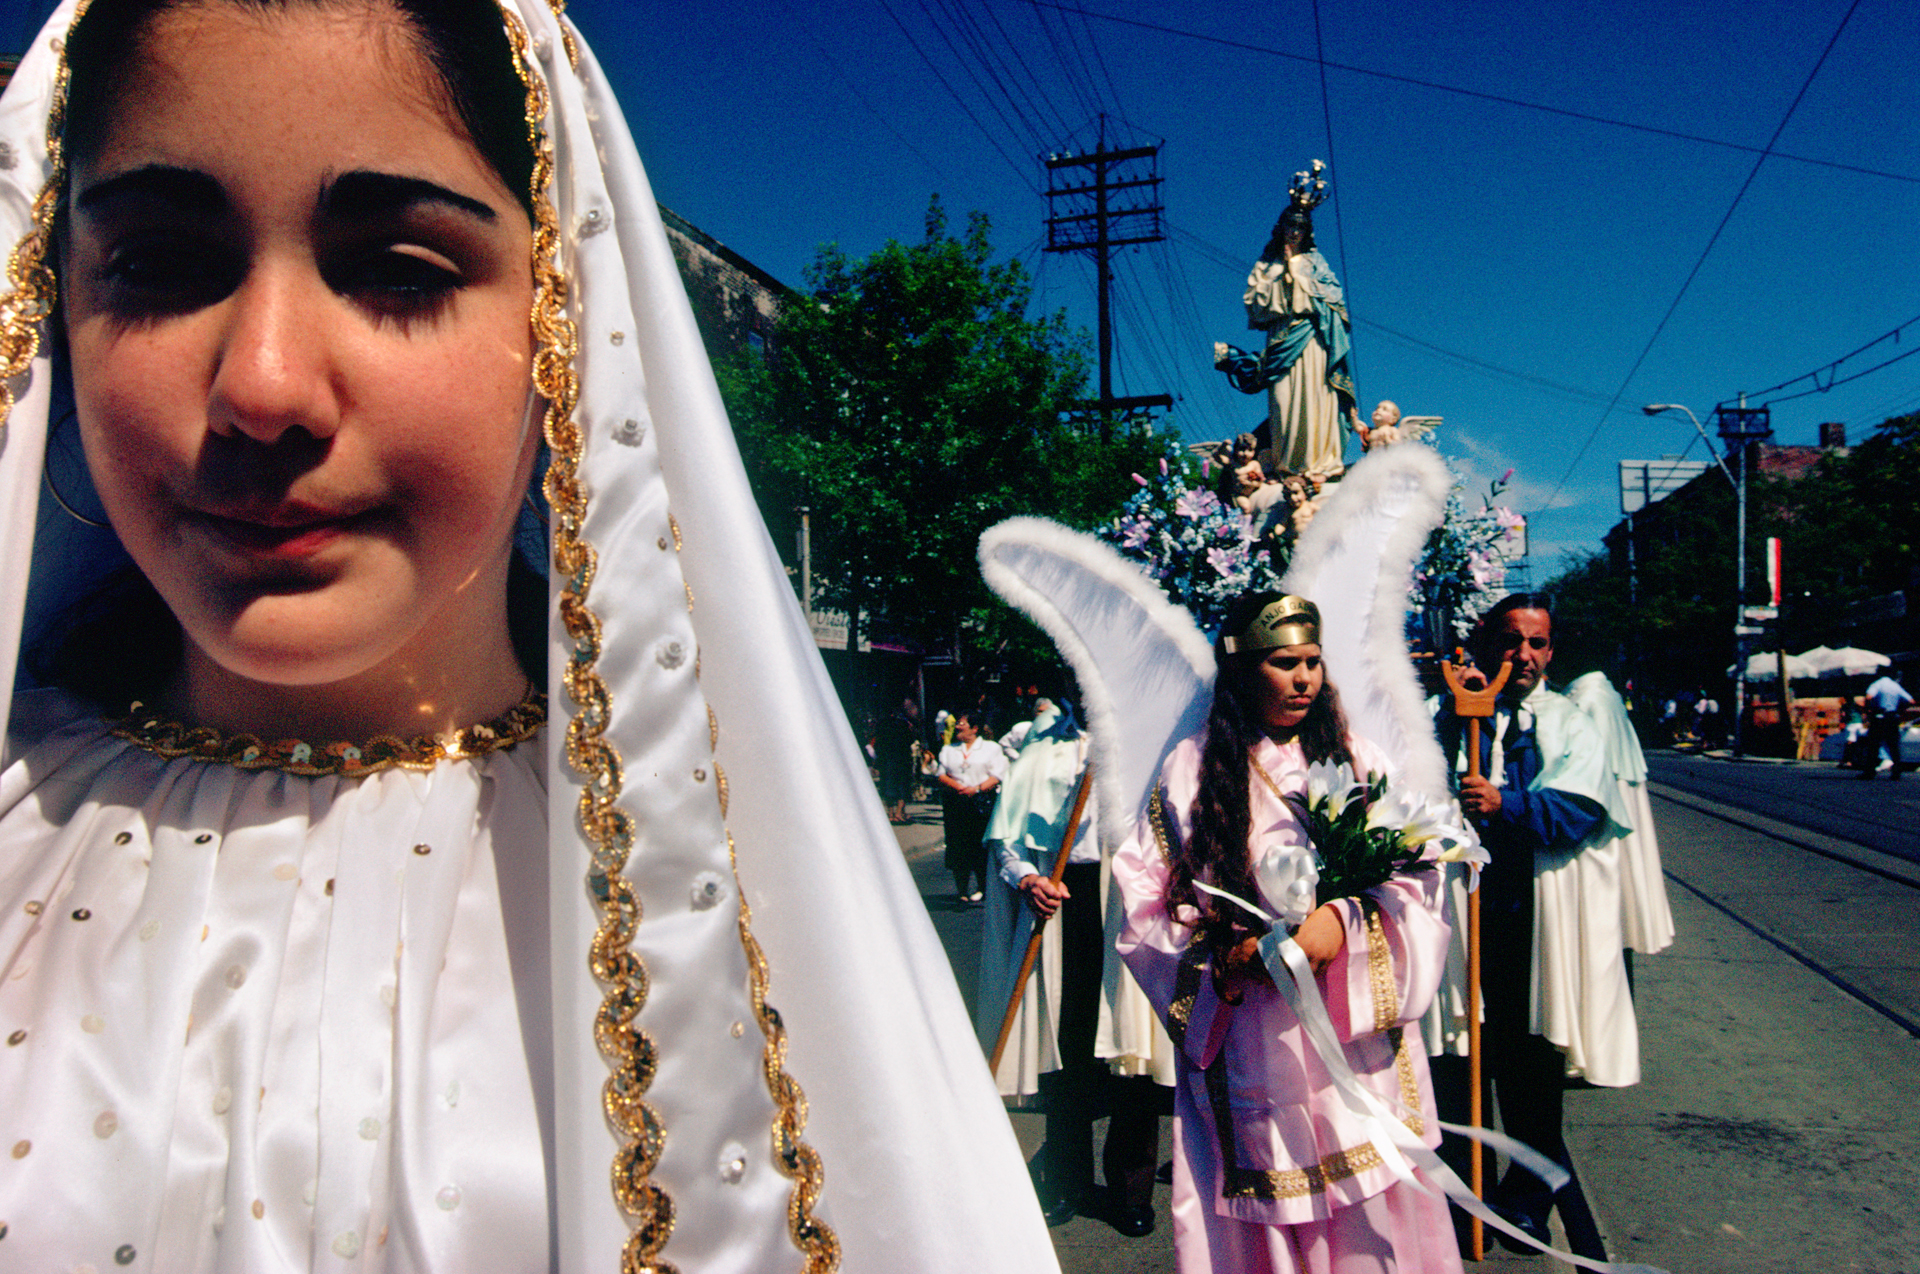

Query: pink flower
[1207,545,1246,577]
[1499,468,1514,485]
[1131,473,1148,486]
[1174,489,1218,520]
[1158,457,1169,476]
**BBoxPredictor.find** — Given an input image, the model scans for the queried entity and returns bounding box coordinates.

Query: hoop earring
[44,412,108,528]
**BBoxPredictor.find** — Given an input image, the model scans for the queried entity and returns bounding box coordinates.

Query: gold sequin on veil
[502,4,839,1269]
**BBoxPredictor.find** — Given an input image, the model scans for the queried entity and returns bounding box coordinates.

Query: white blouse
[0,690,551,1271]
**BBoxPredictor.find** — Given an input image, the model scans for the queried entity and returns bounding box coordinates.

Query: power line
[973,0,1079,140]
[1169,221,1624,411]
[876,0,1042,192]
[1020,0,1918,186]
[1308,0,1355,403]
[1762,342,1920,408]
[1062,0,1126,123]
[1734,311,1920,406]
[1533,0,1863,522]
[776,0,949,182]
[914,0,1051,158]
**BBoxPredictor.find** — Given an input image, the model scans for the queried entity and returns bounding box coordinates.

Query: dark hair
[1167,591,1353,961]
[1470,592,1554,666]
[1261,207,1315,258]
[61,0,536,215]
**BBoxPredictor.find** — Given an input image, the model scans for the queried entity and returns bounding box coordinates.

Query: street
[892,751,1920,1273]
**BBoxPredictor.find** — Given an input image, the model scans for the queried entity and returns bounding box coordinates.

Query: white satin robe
[0,690,551,1270]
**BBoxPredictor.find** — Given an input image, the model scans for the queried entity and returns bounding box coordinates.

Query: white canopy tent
[1734,651,1817,682]
[1799,645,1891,678]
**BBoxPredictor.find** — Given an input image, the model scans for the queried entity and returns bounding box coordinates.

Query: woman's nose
[207,266,342,444]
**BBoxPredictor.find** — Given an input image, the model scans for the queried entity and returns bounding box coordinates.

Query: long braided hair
[1167,591,1354,961]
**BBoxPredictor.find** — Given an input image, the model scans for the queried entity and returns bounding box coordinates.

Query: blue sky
[10,0,1917,572]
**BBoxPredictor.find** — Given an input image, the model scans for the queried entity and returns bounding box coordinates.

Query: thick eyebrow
[320,170,497,223]
[75,164,227,216]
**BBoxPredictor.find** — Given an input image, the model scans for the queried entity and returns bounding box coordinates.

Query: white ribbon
[1193,880,1667,1274]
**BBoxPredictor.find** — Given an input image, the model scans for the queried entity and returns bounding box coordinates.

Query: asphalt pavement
[890,755,1920,1274]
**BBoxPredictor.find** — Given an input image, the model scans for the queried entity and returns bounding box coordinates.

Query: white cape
[0,3,1057,1270]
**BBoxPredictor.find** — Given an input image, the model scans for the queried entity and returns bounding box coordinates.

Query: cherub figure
[1357,400,1438,452]
[1226,432,1267,510]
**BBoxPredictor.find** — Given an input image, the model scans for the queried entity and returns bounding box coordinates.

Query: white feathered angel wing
[978,518,1216,849]
[1281,445,1455,800]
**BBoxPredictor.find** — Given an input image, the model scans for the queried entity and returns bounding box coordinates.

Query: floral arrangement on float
[1098,445,1285,634]
[1099,436,1525,648]
[1410,466,1525,644]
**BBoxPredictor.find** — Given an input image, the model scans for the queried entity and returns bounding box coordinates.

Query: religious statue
[1213,161,1358,484]
[1356,399,1440,451]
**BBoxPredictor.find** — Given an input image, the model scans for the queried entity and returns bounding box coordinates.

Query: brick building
[658,204,791,364]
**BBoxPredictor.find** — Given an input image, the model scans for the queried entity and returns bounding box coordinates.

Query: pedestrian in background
[939,710,1007,902]
[1862,670,1913,779]
[980,698,1171,1237]
[877,697,923,821]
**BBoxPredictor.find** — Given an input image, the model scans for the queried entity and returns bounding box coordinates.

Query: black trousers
[1036,862,1161,1207]
[1430,881,1606,1258]
[1865,714,1904,771]
[942,790,991,890]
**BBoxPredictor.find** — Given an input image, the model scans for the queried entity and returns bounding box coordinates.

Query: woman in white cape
[0,1,1053,1269]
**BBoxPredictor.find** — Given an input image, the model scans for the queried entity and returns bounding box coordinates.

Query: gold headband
[1222,595,1321,654]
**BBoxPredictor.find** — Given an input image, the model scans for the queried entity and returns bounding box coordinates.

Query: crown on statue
[1288,160,1329,213]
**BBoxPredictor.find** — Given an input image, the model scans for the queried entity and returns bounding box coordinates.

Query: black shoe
[1490,1203,1552,1254]
[1111,1203,1155,1237]
[1041,1194,1078,1227]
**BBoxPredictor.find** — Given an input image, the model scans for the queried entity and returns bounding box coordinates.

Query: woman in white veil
[0,1,1054,1269]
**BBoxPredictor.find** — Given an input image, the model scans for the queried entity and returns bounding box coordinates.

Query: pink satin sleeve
[1111,741,1235,1069]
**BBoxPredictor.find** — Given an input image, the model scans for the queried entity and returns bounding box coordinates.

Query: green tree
[1542,412,1918,713]
[719,199,1160,657]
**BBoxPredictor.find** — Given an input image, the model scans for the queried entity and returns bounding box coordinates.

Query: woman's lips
[190,505,367,558]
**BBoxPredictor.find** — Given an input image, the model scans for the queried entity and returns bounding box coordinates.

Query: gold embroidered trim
[1390,1027,1423,1137]
[726,832,842,1270]
[110,691,546,778]
[1361,901,1397,1036]
[1205,1013,1423,1200]
[0,1,83,438]
[1249,751,1288,807]
[543,0,581,71]
[1147,785,1176,865]
[502,11,673,1271]
[1166,939,1209,1052]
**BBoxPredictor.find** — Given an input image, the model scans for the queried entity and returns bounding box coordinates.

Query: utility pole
[1715,394,1772,758]
[1044,115,1171,428]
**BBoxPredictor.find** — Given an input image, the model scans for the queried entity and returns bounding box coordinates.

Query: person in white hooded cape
[975,700,1172,1220]
[0,2,1057,1269]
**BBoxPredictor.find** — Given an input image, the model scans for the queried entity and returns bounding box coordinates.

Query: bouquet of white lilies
[1279,760,1486,911]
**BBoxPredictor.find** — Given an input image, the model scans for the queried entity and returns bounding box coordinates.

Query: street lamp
[1642,402,1749,757]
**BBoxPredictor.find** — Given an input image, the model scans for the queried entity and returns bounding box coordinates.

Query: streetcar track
[1657,868,1920,1040]
[1650,784,1920,892]
[1647,758,1918,849]
[1650,787,1920,1041]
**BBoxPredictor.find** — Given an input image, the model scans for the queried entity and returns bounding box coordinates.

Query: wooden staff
[1440,651,1510,1263]
[988,763,1095,1077]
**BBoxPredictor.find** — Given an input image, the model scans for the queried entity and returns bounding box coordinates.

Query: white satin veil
[0,3,1056,1270]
